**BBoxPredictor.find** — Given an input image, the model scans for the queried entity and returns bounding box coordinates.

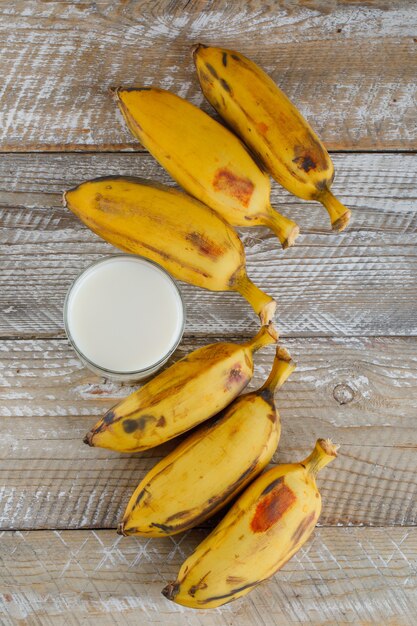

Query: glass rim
[63,254,186,377]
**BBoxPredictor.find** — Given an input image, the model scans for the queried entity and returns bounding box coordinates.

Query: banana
[118,346,295,537]
[193,45,351,232]
[63,176,276,324]
[83,324,277,452]
[163,438,338,609]
[114,87,299,248]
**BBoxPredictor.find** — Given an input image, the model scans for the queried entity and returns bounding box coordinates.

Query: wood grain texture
[1,152,416,338]
[1,527,416,625]
[0,336,416,530]
[0,1,415,151]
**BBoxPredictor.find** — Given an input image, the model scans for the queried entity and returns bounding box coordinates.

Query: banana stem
[235,273,277,325]
[262,207,300,249]
[302,439,339,476]
[260,346,296,392]
[318,188,351,232]
[244,323,278,352]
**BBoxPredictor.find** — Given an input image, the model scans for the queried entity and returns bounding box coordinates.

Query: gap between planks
[1,336,416,529]
[1,1,415,151]
[1,152,416,339]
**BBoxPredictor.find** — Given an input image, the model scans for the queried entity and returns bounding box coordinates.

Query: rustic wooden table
[1,1,416,624]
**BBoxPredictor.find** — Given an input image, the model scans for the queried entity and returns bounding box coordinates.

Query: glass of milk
[64,255,185,382]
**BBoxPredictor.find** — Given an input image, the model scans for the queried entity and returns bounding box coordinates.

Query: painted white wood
[0,337,416,529]
[0,2,416,622]
[0,528,416,625]
[0,1,415,150]
[1,153,416,338]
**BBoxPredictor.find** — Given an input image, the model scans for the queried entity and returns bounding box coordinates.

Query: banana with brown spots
[114,87,299,249]
[83,324,277,453]
[193,45,351,232]
[163,438,338,608]
[118,346,295,536]
[64,176,276,324]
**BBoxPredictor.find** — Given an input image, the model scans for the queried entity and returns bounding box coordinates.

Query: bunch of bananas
[65,45,346,609]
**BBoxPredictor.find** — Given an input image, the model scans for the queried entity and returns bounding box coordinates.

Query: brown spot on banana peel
[222,52,228,66]
[197,70,213,85]
[225,365,246,390]
[259,387,275,405]
[212,168,254,208]
[260,477,283,496]
[220,78,232,94]
[291,511,317,547]
[150,461,260,535]
[117,86,153,93]
[189,571,211,597]
[122,414,157,434]
[292,154,316,173]
[251,478,296,533]
[205,92,308,186]
[256,121,269,135]
[205,63,218,79]
[185,231,226,259]
[202,580,259,605]
[226,576,245,585]
[76,216,211,279]
[103,410,116,425]
[134,488,148,506]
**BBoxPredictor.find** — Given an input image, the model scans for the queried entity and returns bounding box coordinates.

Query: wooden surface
[1,1,416,151]
[1,152,416,338]
[1,1,416,624]
[1,528,417,625]
[1,337,417,530]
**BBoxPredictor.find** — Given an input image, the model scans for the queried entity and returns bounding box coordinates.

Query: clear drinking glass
[63,255,186,382]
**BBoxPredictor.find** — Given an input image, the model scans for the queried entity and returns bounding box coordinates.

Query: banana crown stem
[302,438,339,476]
[260,346,296,392]
[244,323,278,353]
[235,274,277,325]
[262,207,300,249]
[318,188,351,232]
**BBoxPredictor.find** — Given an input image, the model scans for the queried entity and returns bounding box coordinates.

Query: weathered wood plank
[0,1,415,151]
[0,528,416,625]
[1,152,416,338]
[0,336,416,529]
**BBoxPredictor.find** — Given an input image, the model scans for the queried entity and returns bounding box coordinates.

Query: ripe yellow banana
[63,177,276,324]
[118,346,295,537]
[193,45,351,232]
[114,87,299,248]
[163,438,338,609]
[84,324,278,452]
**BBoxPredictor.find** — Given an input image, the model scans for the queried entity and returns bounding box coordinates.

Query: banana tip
[62,190,67,208]
[162,582,179,601]
[191,42,206,59]
[116,522,126,536]
[283,223,300,249]
[83,433,94,447]
[332,209,351,232]
[108,86,120,101]
[275,345,293,363]
[318,438,340,457]
[260,300,277,326]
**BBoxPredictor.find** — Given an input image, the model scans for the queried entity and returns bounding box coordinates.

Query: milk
[65,256,184,377]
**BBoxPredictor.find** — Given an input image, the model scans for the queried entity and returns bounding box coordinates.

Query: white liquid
[66,256,184,373]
